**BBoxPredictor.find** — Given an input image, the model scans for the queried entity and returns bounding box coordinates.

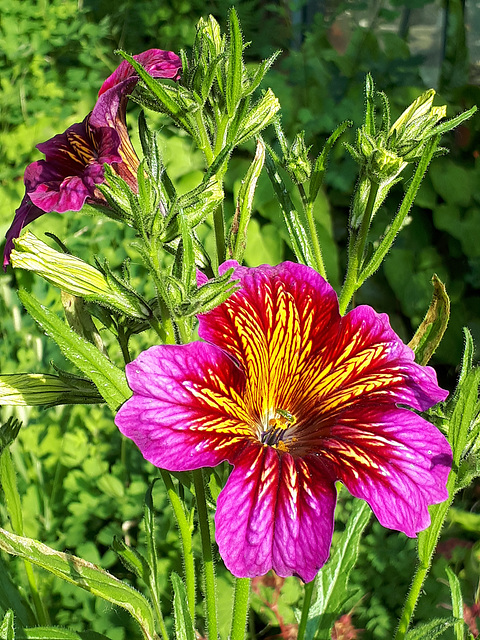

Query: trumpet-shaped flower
[3,49,181,267]
[115,261,452,582]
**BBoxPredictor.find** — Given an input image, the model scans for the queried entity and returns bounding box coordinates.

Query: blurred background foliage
[0,0,479,638]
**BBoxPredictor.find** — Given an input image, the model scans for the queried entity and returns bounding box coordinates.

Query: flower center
[260,408,296,450]
[67,130,98,165]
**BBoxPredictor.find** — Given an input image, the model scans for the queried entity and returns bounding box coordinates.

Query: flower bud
[10,231,151,319]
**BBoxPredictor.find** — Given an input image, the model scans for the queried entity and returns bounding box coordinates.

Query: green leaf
[0,528,156,640]
[18,290,131,412]
[228,138,265,262]
[408,275,450,365]
[0,610,14,640]
[404,618,455,639]
[448,367,480,466]
[305,499,371,640]
[172,573,195,640]
[112,536,149,583]
[445,566,465,640]
[309,120,352,203]
[23,628,110,640]
[0,449,23,535]
[226,7,243,117]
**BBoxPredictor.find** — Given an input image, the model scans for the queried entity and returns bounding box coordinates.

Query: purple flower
[4,49,181,267]
[115,261,452,582]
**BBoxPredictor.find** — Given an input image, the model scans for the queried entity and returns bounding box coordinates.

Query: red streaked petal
[199,261,340,422]
[319,404,452,536]
[216,445,336,582]
[115,343,256,470]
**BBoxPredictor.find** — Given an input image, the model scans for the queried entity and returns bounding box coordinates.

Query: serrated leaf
[23,628,110,640]
[404,618,455,639]
[305,499,371,640]
[408,275,450,365]
[228,138,265,262]
[172,573,195,640]
[18,290,131,412]
[0,528,156,640]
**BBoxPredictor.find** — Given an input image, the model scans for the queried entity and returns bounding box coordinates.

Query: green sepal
[228,138,265,262]
[0,528,156,640]
[408,275,450,365]
[244,50,280,96]
[364,73,376,136]
[173,268,239,319]
[309,120,352,203]
[234,88,280,146]
[18,290,131,412]
[448,366,480,467]
[225,7,243,117]
[172,573,195,640]
[138,110,162,183]
[305,499,371,640]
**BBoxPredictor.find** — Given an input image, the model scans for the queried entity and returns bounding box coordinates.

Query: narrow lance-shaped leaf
[264,148,314,266]
[404,619,455,640]
[172,573,195,640]
[228,138,265,262]
[305,499,371,640]
[408,275,450,365]
[226,7,243,117]
[0,528,156,640]
[0,610,14,640]
[23,627,111,639]
[18,290,131,412]
[445,566,465,640]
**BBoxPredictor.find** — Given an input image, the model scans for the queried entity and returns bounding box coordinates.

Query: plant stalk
[230,577,251,640]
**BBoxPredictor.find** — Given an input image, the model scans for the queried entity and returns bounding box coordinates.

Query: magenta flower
[3,49,181,267]
[115,261,452,582]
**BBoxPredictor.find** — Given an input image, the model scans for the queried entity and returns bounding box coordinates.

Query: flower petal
[319,404,452,536]
[216,445,336,582]
[115,342,256,470]
[3,196,44,268]
[98,49,181,97]
[199,261,340,419]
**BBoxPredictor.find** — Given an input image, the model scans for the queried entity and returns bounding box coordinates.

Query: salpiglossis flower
[3,49,181,267]
[115,261,452,582]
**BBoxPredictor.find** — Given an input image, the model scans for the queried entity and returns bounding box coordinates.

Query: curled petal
[320,404,452,536]
[98,49,181,97]
[3,196,44,268]
[216,446,336,582]
[115,342,254,470]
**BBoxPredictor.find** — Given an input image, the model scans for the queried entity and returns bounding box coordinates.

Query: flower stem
[339,180,379,314]
[303,194,327,278]
[394,468,457,640]
[358,135,440,287]
[212,202,226,270]
[192,469,218,640]
[161,471,196,624]
[297,579,315,640]
[230,577,251,640]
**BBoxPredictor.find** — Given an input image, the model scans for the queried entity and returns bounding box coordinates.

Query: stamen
[260,408,296,448]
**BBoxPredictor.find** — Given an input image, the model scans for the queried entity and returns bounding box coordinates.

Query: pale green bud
[11,232,150,319]
[0,373,103,407]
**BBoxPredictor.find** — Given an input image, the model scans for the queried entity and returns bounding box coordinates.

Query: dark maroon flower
[4,49,181,267]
